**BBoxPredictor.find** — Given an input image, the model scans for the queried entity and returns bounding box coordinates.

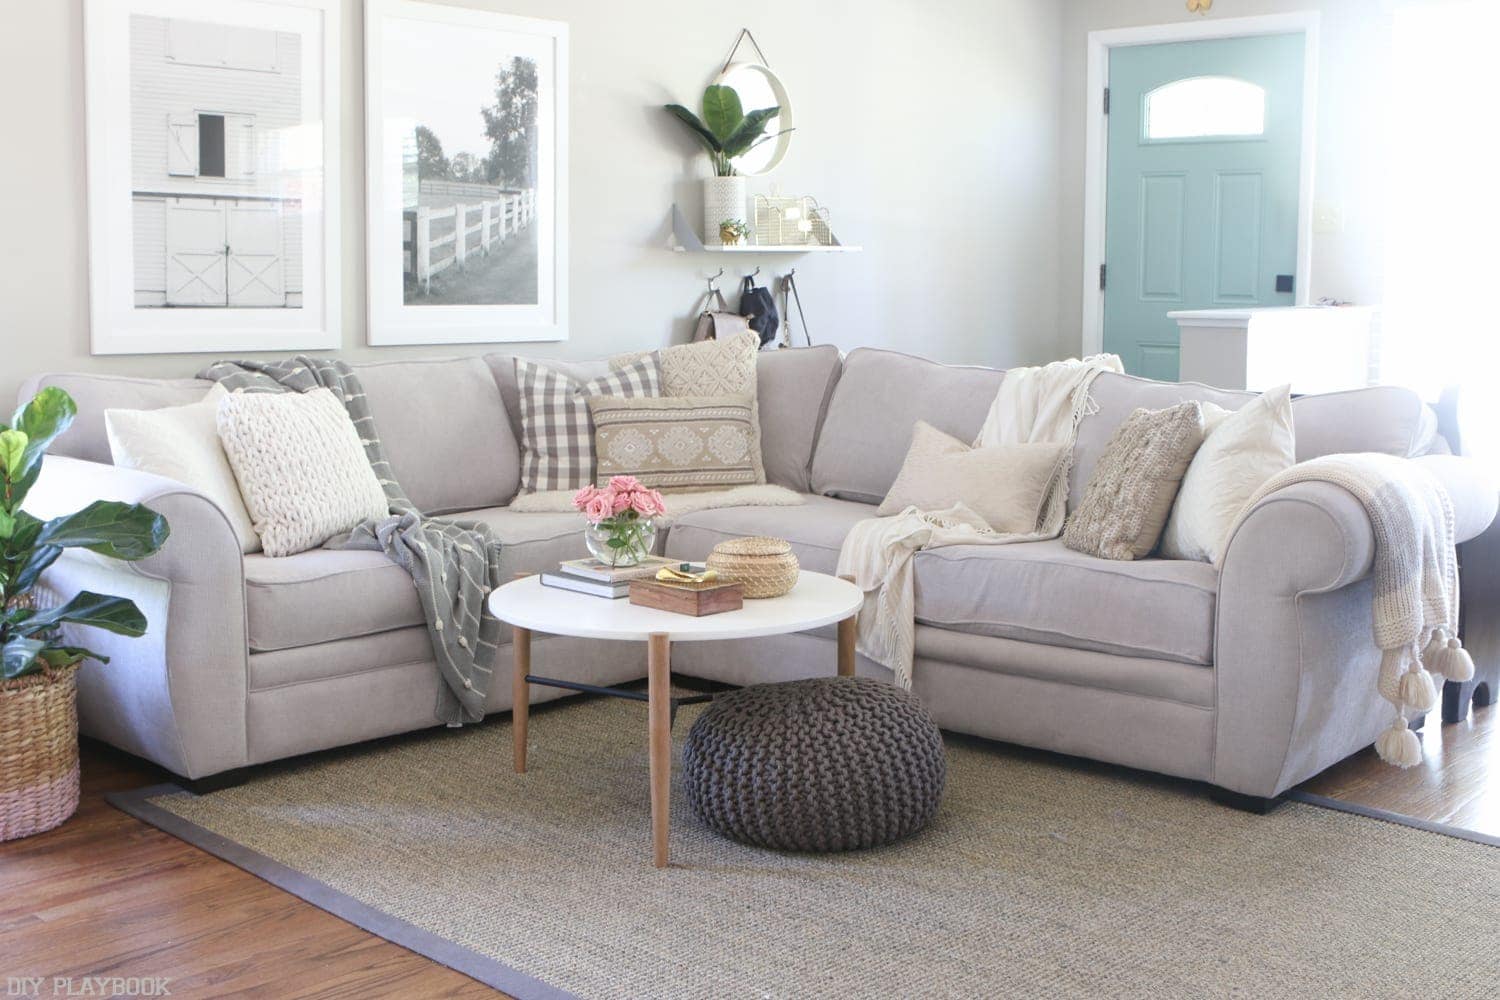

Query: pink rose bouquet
[572,476,667,567]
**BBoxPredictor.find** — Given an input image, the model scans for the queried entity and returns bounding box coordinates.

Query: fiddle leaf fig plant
[665,83,791,176]
[0,387,169,680]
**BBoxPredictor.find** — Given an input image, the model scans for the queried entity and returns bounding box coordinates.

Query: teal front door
[1103,33,1305,380]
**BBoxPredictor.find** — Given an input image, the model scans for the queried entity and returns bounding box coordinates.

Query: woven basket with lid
[1,662,82,842]
[706,536,800,598]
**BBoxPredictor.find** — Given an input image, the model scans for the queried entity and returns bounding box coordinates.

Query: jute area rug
[114,695,1500,999]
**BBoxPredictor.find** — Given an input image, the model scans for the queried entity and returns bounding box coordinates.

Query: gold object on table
[656,564,718,585]
[706,536,800,598]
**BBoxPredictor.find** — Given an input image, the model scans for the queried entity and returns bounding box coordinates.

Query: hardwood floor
[2,704,1493,997]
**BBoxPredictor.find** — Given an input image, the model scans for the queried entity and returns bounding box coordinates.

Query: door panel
[226,202,285,307]
[165,198,226,306]
[1103,33,1304,379]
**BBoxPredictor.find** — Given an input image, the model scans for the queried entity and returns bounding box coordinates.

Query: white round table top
[488,571,862,642]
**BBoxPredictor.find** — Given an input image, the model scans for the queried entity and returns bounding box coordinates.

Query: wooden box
[628,579,744,617]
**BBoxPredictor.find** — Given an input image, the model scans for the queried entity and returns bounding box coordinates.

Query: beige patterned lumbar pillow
[216,388,390,557]
[1063,401,1206,561]
[609,332,764,483]
[878,421,1066,534]
[587,394,761,491]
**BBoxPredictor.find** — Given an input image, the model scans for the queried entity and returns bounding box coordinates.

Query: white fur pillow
[216,388,390,557]
[106,385,260,554]
[1159,384,1295,564]
[878,421,1066,533]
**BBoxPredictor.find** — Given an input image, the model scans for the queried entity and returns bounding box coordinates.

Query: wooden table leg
[513,626,530,773]
[838,573,857,678]
[648,632,671,868]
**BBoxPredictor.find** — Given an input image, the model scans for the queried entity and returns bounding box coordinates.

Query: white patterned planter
[702,176,747,245]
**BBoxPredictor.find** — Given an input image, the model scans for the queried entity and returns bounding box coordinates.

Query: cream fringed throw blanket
[836,355,1124,688]
[1233,453,1474,768]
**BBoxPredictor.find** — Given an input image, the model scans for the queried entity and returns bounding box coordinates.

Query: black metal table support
[525,674,714,727]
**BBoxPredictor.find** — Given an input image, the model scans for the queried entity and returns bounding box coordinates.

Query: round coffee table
[488,571,863,868]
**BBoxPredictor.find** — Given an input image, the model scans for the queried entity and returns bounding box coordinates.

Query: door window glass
[1143,76,1265,140]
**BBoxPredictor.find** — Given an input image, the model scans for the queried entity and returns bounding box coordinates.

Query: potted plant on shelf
[719,219,750,246]
[573,477,667,568]
[665,84,789,244]
[1,388,169,842]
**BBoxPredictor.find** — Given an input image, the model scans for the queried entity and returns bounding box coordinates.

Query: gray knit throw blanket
[201,356,502,726]
[1234,452,1475,767]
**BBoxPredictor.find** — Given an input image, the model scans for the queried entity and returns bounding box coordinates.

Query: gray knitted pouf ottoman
[682,677,946,852]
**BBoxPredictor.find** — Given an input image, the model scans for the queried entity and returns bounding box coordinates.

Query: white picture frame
[363,0,568,346]
[83,0,342,355]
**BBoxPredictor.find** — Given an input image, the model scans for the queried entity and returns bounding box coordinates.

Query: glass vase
[584,517,657,568]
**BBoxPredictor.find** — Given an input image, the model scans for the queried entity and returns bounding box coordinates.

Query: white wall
[1056,0,1443,361]
[0,0,1065,408]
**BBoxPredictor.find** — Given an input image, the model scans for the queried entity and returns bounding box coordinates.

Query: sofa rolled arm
[1412,454,1497,543]
[24,456,250,778]
[1213,480,1384,797]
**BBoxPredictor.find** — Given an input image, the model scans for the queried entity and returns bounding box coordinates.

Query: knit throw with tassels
[1234,453,1474,767]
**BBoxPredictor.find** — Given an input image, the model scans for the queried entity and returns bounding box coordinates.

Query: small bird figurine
[1187,0,1213,12]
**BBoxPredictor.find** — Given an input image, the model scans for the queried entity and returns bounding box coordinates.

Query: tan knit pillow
[878,421,1065,533]
[587,394,760,491]
[609,333,764,483]
[1063,402,1206,561]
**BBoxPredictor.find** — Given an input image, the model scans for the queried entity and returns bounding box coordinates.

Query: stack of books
[539,556,683,599]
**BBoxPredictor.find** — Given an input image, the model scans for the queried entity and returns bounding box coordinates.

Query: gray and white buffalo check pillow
[515,356,661,492]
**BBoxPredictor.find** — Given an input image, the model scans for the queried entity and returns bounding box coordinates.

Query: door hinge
[1103,87,1110,114]
[1099,263,1107,290]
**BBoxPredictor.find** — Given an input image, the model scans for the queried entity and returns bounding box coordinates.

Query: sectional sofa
[22,347,1498,805]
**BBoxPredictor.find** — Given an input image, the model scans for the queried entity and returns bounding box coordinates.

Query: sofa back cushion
[756,345,842,491]
[353,357,519,513]
[810,348,1005,504]
[1068,372,1442,509]
[19,373,211,464]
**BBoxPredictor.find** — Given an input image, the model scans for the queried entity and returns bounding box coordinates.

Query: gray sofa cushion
[245,509,586,651]
[756,345,842,491]
[811,348,1006,503]
[354,357,520,513]
[912,539,1220,666]
[664,495,876,575]
[19,372,211,463]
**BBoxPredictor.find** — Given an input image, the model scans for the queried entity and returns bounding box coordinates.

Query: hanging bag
[778,269,813,347]
[738,274,780,347]
[693,287,752,342]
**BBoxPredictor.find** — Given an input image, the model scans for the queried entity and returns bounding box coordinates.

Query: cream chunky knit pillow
[216,388,390,557]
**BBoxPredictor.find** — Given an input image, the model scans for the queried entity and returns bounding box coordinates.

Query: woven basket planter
[0,663,82,842]
[706,536,800,598]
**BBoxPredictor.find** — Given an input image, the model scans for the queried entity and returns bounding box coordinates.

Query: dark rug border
[1285,789,1500,848]
[107,784,576,1000]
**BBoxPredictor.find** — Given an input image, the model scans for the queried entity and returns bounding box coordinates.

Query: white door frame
[1081,11,1321,355]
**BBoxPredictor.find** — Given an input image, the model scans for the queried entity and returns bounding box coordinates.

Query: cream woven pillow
[216,388,390,557]
[1063,402,1206,561]
[609,332,764,483]
[1159,385,1295,564]
[106,384,259,554]
[877,421,1065,533]
[588,394,761,491]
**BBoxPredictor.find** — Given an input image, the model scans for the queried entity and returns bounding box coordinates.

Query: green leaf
[664,104,723,154]
[35,501,169,561]
[36,646,104,669]
[701,85,745,143]
[2,636,46,680]
[720,106,780,159]
[8,388,76,501]
[0,428,28,478]
[0,508,15,541]
[11,591,147,639]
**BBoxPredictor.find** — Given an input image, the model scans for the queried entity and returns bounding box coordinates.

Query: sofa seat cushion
[664,495,875,575]
[911,539,1220,666]
[245,509,587,651]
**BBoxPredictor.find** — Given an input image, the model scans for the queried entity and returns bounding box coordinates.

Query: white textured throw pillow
[106,384,260,554]
[216,388,390,558]
[1159,384,1295,564]
[878,421,1066,534]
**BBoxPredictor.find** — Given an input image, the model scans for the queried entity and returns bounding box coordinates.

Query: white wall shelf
[668,204,861,254]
